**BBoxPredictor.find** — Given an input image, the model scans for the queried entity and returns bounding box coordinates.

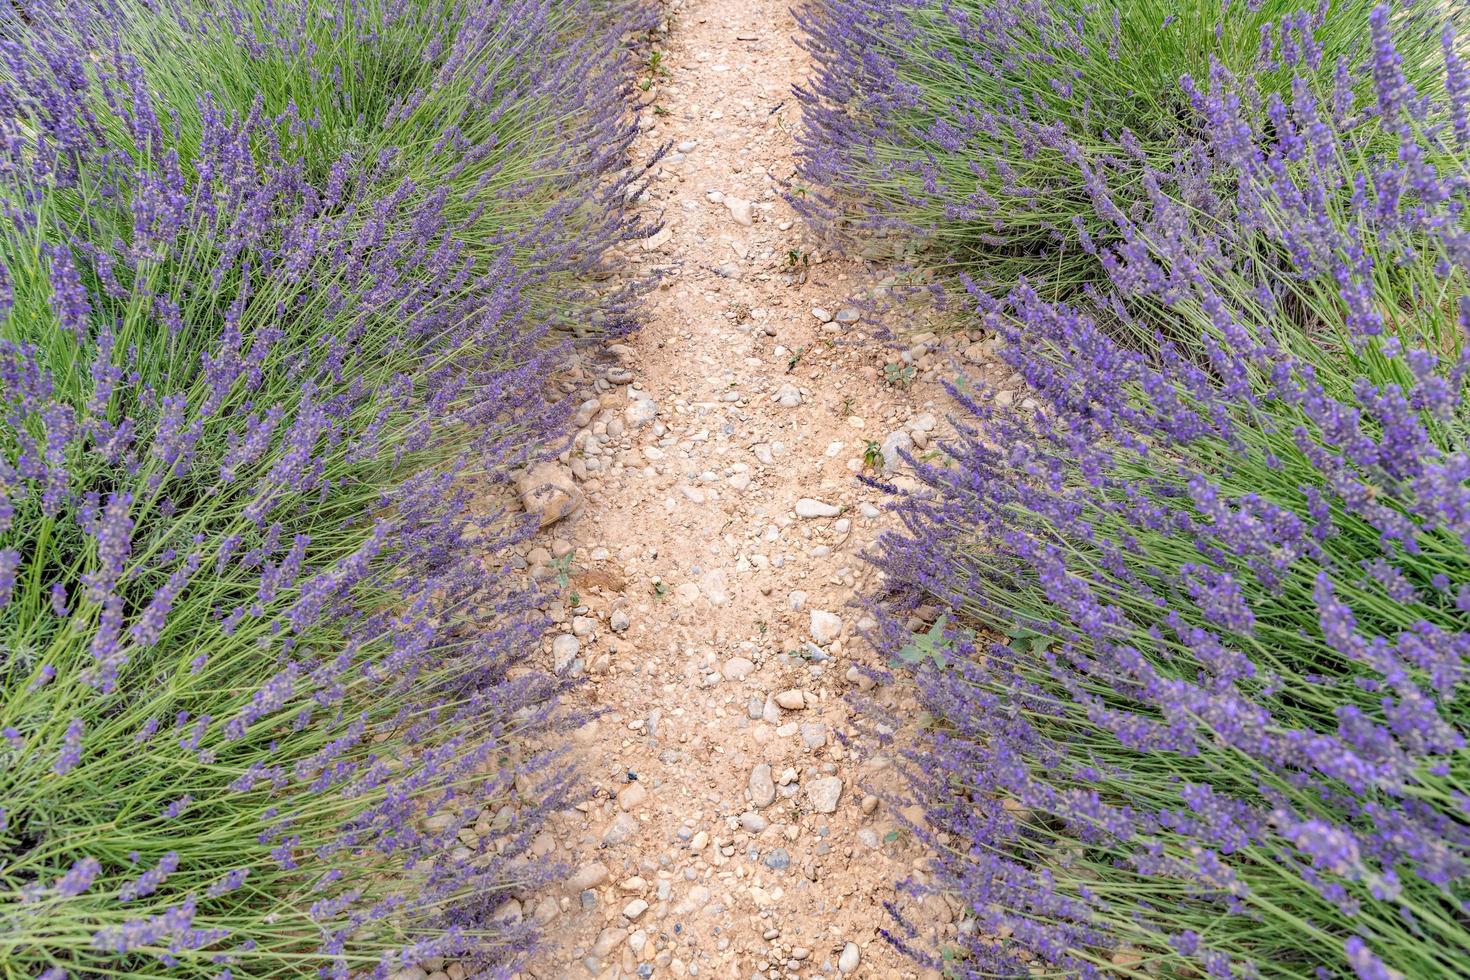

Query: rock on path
[510,0,977,976]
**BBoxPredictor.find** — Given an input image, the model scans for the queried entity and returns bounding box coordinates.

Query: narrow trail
[517,0,962,976]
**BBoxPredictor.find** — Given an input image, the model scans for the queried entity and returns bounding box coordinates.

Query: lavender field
[0,0,646,974]
[800,0,1470,977]
[4,0,1470,976]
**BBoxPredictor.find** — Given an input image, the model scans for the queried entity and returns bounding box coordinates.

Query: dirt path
[516,0,961,976]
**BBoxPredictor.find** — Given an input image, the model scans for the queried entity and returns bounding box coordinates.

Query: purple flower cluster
[835,5,1470,978]
[795,0,1453,292]
[0,0,647,974]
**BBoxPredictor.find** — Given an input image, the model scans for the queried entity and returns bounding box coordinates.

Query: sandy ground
[507,0,989,976]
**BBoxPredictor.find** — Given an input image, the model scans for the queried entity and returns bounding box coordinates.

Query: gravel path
[515,0,965,976]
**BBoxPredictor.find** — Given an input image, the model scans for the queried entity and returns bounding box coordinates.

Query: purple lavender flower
[54,718,84,775]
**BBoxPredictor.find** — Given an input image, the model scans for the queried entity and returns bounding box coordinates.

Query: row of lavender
[801,0,1470,977]
[0,0,645,975]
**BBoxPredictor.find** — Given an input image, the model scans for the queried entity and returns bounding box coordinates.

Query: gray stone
[601,812,639,846]
[749,764,776,808]
[763,848,791,870]
[880,429,913,470]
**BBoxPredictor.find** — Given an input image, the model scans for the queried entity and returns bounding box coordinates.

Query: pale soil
[509,0,992,976]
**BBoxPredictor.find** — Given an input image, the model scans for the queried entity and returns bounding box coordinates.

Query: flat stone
[794,498,840,519]
[774,689,806,710]
[622,898,649,921]
[806,776,843,814]
[592,927,628,958]
[641,227,673,251]
[880,429,913,470]
[626,398,658,428]
[739,812,769,833]
[569,861,610,891]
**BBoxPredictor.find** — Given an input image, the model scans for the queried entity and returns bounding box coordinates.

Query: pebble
[592,927,628,958]
[749,764,776,808]
[838,942,861,973]
[601,812,639,846]
[806,776,843,814]
[763,848,791,870]
[810,307,833,322]
[516,462,582,527]
[774,689,806,710]
[740,812,769,833]
[834,308,860,325]
[569,861,610,891]
[626,398,658,428]
[880,429,913,470]
[794,498,840,519]
[775,382,802,407]
[810,610,842,645]
[551,634,580,672]
[723,657,755,681]
[800,723,828,750]
[623,899,649,921]
[618,782,649,811]
[724,196,753,225]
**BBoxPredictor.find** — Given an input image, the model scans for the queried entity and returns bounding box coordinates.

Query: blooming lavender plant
[865,8,1470,979]
[0,0,645,974]
[796,0,1455,294]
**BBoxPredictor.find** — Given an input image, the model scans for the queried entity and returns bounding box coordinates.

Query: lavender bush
[0,0,644,974]
[797,0,1456,293]
[869,8,1470,978]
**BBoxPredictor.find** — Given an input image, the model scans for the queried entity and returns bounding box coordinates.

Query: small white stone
[723,657,755,681]
[551,634,580,672]
[794,498,840,519]
[725,196,753,225]
[838,941,861,973]
[810,610,842,645]
[806,776,843,814]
